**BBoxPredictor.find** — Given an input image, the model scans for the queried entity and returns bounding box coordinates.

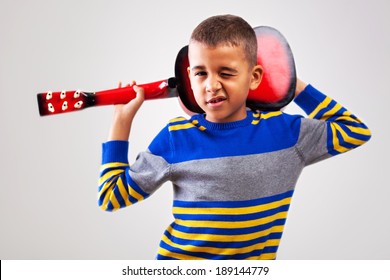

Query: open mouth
[207,97,227,104]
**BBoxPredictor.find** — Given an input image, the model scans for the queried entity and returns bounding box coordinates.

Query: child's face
[187,41,262,123]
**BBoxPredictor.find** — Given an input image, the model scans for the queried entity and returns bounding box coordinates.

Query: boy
[98,15,371,260]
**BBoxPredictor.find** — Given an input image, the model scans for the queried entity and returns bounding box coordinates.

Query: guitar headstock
[37,90,95,116]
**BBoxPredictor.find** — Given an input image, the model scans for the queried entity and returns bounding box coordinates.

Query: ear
[249,65,263,90]
[186,66,194,90]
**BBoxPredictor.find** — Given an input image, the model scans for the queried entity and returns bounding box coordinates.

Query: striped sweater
[98,85,371,260]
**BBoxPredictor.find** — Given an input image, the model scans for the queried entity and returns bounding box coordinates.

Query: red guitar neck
[37,78,178,116]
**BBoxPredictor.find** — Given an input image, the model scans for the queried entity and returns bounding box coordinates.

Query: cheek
[192,89,207,108]
[189,78,203,95]
[193,89,204,105]
[187,79,204,103]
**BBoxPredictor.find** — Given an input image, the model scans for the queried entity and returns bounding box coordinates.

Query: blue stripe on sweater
[158,239,279,260]
[150,113,302,164]
[173,204,290,221]
[164,229,283,248]
[171,219,286,235]
[173,190,294,208]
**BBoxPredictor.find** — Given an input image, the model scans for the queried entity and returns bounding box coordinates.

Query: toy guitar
[37,26,296,116]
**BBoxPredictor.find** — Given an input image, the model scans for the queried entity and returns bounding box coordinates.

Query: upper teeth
[209,98,224,103]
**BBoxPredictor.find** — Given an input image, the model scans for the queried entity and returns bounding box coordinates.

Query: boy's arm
[292,78,371,164]
[294,78,308,98]
[99,82,172,212]
[98,82,147,212]
[108,82,145,141]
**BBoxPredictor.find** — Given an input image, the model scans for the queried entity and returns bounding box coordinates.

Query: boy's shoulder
[255,110,304,125]
[259,110,304,131]
[165,111,303,132]
[166,115,205,132]
[168,116,191,124]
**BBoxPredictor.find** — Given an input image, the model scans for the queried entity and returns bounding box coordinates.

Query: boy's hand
[295,78,308,97]
[108,81,145,141]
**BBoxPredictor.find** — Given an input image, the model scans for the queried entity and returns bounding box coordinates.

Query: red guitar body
[175,26,296,114]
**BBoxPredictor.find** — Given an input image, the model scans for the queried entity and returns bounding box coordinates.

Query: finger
[133,85,144,94]
[133,85,145,101]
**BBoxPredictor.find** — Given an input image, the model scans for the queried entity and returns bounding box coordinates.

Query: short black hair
[190,14,257,67]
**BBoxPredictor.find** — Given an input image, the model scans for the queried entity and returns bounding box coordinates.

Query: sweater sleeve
[98,126,172,212]
[293,84,371,165]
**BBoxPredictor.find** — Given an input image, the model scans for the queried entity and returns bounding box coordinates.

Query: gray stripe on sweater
[170,146,304,202]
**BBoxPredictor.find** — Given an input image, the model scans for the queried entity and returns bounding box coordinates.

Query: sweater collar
[191,110,256,130]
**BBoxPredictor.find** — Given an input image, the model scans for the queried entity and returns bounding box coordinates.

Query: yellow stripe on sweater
[127,183,145,202]
[174,211,288,229]
[191,120,206,131]
[169,123,195,131]
[333,123,368,146]
[318,103,343,121]
[261,111,282,120]
[308,96,332,119]
[169,117,187,123]
[98,175,118,197]
[108,189,120,210]
[330,124,350,153]
[99,185,113,211]
[157,247,206,260]
[117,177,131,207]
[166,225,284,243]
[99,168,124,185]
[247,252,277,260]
[100,162,128,172]
[334,113,360,123]
[161,234,280,256]
[173,197,291,215]
[345,124,371,136]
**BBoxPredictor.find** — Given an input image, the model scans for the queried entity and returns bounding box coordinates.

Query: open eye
[195,71,207,77]
[74,90,81,98]
[60,91,66,99]
[46,91,53,100]
[48,103,55,113]
[74,101,83,109]
[62,101,68,111]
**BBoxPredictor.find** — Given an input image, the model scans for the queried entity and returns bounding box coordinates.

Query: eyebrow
[191,66,239,73]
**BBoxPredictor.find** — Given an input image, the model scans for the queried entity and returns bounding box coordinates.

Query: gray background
[1,0,389,259]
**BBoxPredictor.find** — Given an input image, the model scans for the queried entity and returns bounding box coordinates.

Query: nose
[205,75,222,93]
